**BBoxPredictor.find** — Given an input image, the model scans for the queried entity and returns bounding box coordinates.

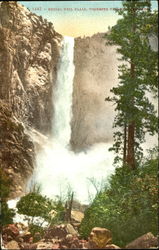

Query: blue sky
[19,1,158,37]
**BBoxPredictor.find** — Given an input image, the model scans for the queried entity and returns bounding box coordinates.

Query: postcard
[0,1,158,249]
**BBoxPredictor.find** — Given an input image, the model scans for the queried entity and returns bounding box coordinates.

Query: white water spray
[52,37,74,147]
[33,36,115,204]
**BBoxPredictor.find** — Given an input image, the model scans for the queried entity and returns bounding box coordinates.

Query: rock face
[0,1,62,134]
[71,33,120,150]
[0,2,62,197]
[0,100,34,198]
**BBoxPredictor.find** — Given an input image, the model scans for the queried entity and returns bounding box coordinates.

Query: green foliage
[105,0,158,166]
[49,199,65,226]
[0,202,15,228]
[79,150,158,247]
[29,224,45,242]
[16,192,54,224]
[0,168,15,227]
[16,191,65,228]
[0,168,11,201]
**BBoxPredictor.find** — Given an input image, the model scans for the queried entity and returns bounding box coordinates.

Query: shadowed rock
[88,227,112,249]
[125,232,158,249]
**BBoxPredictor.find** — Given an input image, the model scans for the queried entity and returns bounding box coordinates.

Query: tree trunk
[123,122,127,165]
[126,62,136,169]
[64,192,74,223]
[126,121,135,169]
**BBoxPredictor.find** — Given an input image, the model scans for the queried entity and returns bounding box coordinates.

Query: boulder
[15,223,28,233]
[21,232,32,242]
[80,239,89,249]
[29,243,38,249]
[60,234,73,247]
[20,242,37,249]
[16,236,24,243]
[36,241,53,249]
[60,246,68,249]
[44,224,67,239]
[6,240,20,249]
[52,243,60,249]
[70,238,81,249]
[60,235,80,249]
[2,224,19,240]
[71,210,84,223]
[66,224,77,235]
[44,224,77,240]
[33,232,41,242]
[88,227,112,249]
[125,232,158,249]
[104,244,120,249]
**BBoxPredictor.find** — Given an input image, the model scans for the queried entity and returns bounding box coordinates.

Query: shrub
[0,202,15,227]
[16,191,65,230]
[49,199,65,226]
[29,224,45,242]
[79,150,158,247]
[16,192,54,225]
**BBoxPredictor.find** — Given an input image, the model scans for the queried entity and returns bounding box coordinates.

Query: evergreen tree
[105,0,158,169]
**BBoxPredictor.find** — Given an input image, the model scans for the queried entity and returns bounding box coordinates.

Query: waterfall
[52,36,75,147]
[32,36,115,204]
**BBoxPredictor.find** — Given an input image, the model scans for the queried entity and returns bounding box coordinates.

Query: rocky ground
[1,223,158,249]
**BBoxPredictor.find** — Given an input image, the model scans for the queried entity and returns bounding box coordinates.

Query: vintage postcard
[0,1,158,249]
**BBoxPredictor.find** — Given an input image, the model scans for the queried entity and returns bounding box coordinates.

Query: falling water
[52,37,75,147]
[32,36,115,204]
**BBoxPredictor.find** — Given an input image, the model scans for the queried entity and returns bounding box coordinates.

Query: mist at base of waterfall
[31,141,115,204]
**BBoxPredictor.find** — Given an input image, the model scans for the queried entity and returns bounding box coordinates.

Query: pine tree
[105,0,158,169]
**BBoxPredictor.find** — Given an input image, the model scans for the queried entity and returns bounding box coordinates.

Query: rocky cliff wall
[71,33,120,150]
[0,100,34,198]
[0,1,62,134]
[0,1,62,197]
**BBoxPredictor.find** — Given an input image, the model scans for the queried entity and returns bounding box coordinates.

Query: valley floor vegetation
[79,148,158,247]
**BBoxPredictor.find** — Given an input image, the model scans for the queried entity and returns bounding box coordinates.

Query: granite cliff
[0,1,62,197]
[0,100,34,198]
[71,33,120,150]
[0,1,62,133]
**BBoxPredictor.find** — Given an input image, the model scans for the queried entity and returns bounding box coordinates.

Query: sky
[19,1,158,37]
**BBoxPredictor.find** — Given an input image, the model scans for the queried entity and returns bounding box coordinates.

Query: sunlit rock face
[0,1,62,134]
[0,2,62,197]
[71,33,120,151]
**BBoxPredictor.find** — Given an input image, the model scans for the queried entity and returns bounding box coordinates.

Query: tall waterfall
[33,36,115,204]
[52,37,74,147]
